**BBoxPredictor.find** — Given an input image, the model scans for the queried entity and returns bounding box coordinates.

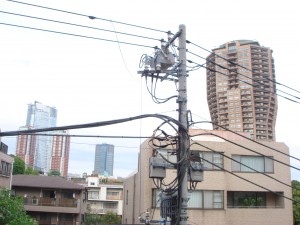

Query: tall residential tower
[206,40,277,141]
[16,101,70,176]
[93,143,114,176]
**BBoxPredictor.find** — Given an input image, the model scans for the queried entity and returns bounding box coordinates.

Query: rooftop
[12,175,85,190]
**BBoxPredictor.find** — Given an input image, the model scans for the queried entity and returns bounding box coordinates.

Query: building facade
[94,144,114,176]
[123,130,293,225]
[0,138,13,188]
[16,101,70,176]
[206,40,277,141]
[12,175,86,225]
[86,176,123,216]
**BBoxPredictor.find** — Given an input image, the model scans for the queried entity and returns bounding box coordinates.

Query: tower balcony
[242,113,253,117]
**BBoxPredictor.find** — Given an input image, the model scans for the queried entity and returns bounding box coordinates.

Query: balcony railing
[24,197,77,208]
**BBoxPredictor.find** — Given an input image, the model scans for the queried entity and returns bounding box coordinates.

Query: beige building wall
[0,149,13,188]
[123,130,293,225]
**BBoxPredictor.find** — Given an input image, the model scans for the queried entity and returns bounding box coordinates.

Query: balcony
[24,197,80,213]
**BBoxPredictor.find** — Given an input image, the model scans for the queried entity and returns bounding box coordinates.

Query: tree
[25,167,39,175]
[85,211,121,225]
[0,188,37,225]
[292,180,300,225]
[47,170,61,176]
[12,156,25,175]
[101,211,121,225]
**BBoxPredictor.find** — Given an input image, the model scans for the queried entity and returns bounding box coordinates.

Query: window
[153,189,224,209]
[88,191,99,200]
[232,155,274,173]
[228,45,236,51]
[0,160,11,176]
[191,151,223,170]
[227,191,266,208]
[189,190,224,208]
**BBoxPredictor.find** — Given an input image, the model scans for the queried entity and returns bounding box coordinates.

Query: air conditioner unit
[32,199,39,205]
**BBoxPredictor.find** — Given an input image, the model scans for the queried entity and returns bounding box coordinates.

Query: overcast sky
[0,0,299,180]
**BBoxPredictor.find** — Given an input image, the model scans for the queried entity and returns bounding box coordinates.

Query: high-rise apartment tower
[16,101,70,176]
[206,40,277,141]
[93,144,114,176]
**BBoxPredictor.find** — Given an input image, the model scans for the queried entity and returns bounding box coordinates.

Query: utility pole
[139,24,194,225]
[177,24,188,225]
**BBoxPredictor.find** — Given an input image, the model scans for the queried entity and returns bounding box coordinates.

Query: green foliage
[0,188,37,225]
[12,156,25,175]
[85,212,121,225]
[292,180,300,224]
[47,170,61,176]
[24,167,39,175]
[102,211,121,225]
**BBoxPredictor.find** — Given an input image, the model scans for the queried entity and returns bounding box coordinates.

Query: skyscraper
[16,101,70,176]
[94,144,114,176]
[206,40,277,141]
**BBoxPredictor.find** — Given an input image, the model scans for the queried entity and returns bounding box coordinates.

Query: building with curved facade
[206,40,277,141]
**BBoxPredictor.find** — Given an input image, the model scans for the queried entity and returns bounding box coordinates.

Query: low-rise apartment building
[0,141,13,188]
[123,129,293,225]
[86,176,123,216]
[12,175,86,225]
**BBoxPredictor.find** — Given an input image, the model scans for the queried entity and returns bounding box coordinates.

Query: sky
[0,0,300,180]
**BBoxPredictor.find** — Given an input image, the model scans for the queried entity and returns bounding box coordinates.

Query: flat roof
[12,175,85,190]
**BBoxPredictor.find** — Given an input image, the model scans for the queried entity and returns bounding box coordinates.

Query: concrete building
[123,130,293,225]
[16,101,70,176]
[12,175,86,225]
[94,144,114,176]
[0,139,13,188]
[206,40,277,141]
[86,176,123,216]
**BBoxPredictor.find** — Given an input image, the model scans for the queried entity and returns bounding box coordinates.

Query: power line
[0,22,155,49]
[19,133,151,139]
[187,53,300,104]
[193,51,300,101]
[190,132,300,171]
[0,114,188,137]
[191,141,300,191]
[190,120,300,163]
[190,153,299,204]
[0,10,160,42]
[5,0,169,34]
[187,40,300,96]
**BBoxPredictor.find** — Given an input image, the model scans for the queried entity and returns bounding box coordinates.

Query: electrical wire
[189,132,300,171]
[190,120,300,163]
[191,154,299,204]
[190,51,300,101]
[0,10,161,42]
[190,141,300,191]
[17,133,151,139]
[0,22,155,49]
[187,53,300,104]
[0,114,188,137]
[5,0,170,34]
[187,40,300,95]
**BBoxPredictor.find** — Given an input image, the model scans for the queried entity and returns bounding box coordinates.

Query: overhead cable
[190,132,300,171]
[190,120,300,163]
[0,10,160,41]
[0,22,155,49]
[5,0,170,34]
[191,141,300,191]
[190,153,299,204]
[187,40,300,95]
